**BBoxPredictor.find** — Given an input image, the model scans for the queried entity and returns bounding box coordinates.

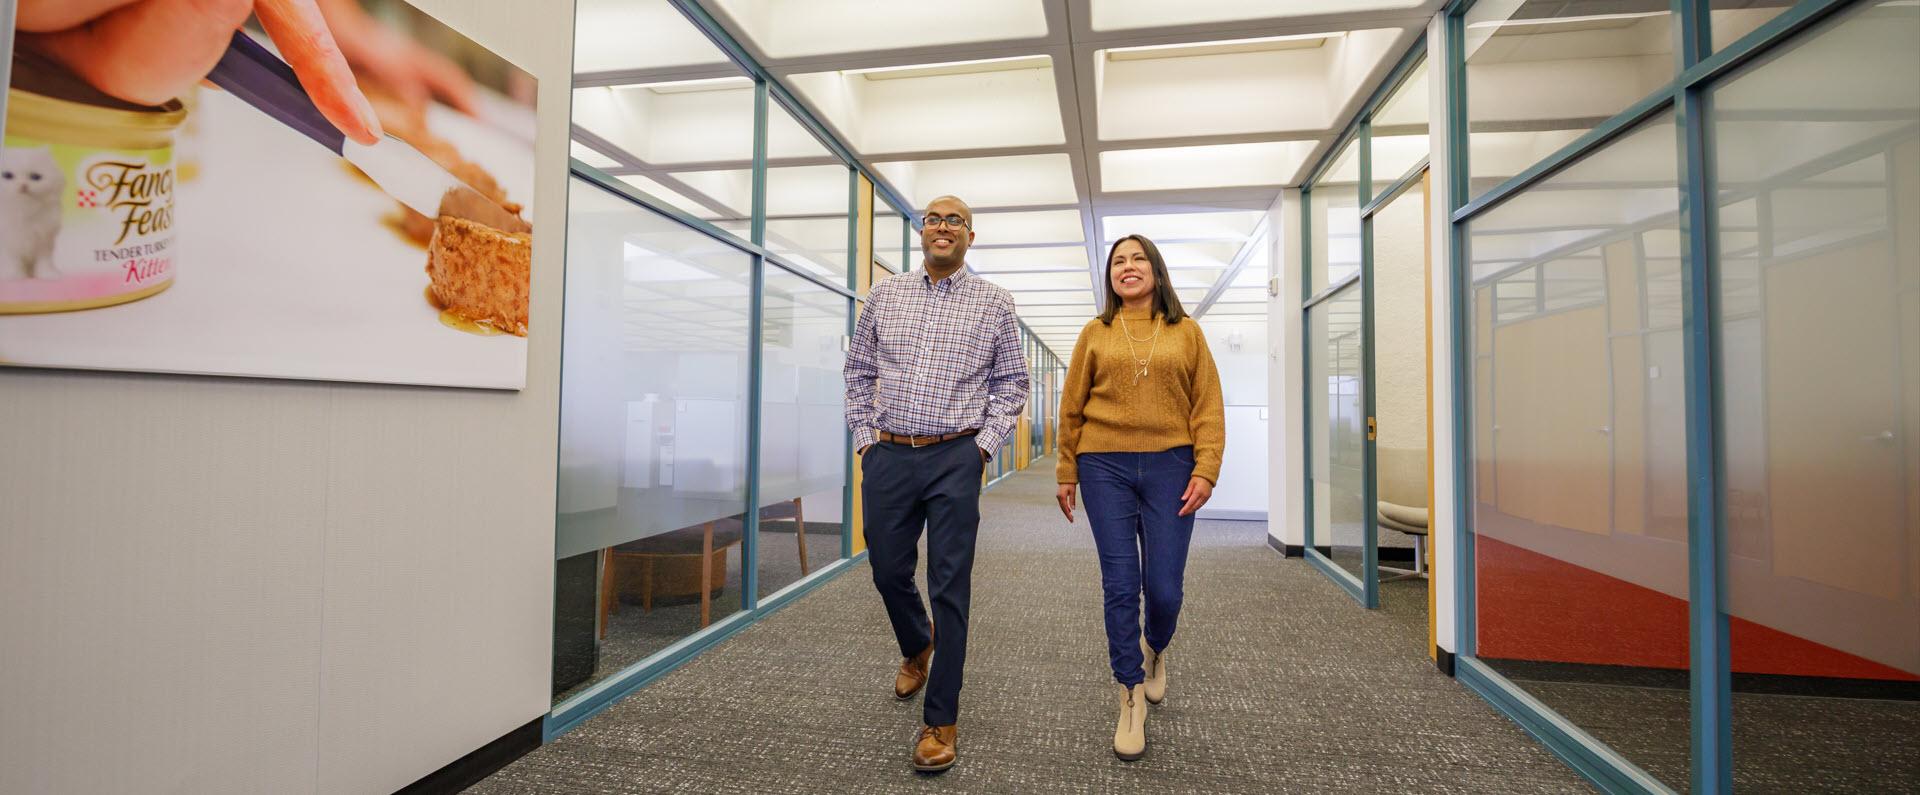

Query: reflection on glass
[1709,1,1794,54]
[766,99,851,281]
[1309,287,1366,580]
[1372,175,1430,601]
[875,202,906,276]
[570,54,757,243]
[1370,61,1430,200]
[1712,3,1920,790]
[1467,113,1689,789]
[1310,146,1362,295]
[757,267,850,598]
[554,178,751,704]
[1463,1,1674,199]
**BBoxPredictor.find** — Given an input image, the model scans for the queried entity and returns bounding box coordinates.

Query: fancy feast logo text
[84,160,175,245]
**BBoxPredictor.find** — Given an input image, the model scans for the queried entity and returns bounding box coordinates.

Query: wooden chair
[597,517,744,638]
[594,499,809,640]
[756,497,810,577]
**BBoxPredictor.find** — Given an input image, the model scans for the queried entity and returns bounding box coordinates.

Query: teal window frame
[1298,41,1430,610]
[1438,2,1872,792]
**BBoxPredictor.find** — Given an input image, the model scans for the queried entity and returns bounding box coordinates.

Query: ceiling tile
[982,272,1093,291]
[971,210,1086,245]
[877,154,1079,209]
[1090,0,1428,32]
[1155,242,1246,270]
[1097,29,1406,141]
[789,57,1066,155]
[711,0,1047,59]
[1101,211,1264,242]
[573,79,757,167]
[1101,141,1318,192]
[960,246,1090,272]
[575,0,730,72]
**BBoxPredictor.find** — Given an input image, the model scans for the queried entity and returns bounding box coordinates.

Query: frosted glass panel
[1713,2,1920,790]
[757,267,851,597]
[553,177,752,703]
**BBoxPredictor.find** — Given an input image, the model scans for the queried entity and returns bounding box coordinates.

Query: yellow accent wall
[851,175,874,554]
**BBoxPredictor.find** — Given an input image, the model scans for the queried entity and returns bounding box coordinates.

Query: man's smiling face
[920,196,974,270]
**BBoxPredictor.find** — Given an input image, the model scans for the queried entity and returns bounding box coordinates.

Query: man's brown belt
[877,429,978,447]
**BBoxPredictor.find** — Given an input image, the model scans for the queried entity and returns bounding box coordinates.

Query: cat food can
[2,52,186,314]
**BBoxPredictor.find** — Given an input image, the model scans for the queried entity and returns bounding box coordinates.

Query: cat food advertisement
[0,0,539,389]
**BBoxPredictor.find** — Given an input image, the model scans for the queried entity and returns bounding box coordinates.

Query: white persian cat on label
[1,146,65,281]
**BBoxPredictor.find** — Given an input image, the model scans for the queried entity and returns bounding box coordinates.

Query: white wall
[1200,322,1270,518]
[0,3,575,793]
[1268,189,1305,547]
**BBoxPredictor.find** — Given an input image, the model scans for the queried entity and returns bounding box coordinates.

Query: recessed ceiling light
[631,76,756,94]
[846,55,1051,80]
[1103,33,1339,62]
[1467,11,1668,30]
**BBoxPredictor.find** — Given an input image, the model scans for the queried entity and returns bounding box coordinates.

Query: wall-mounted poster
[0,0,539,389]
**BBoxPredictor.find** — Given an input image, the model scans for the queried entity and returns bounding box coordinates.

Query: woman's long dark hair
[1099,234,1186,325]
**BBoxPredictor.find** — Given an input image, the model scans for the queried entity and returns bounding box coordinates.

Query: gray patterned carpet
[474,458,1591,794]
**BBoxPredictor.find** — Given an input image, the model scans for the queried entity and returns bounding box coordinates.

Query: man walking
[845,195,1028,773]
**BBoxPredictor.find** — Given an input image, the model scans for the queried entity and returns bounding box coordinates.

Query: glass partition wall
[553,0,1069,734]
[1444,1,1918,792]
[1302,49,1432,609]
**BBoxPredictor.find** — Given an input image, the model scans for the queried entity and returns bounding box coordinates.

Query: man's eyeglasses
[922,213,970,230]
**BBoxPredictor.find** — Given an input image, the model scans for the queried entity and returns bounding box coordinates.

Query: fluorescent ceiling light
[845,55,1051,80]
[1467,11,1668,30]
[1103,33,1338,61]
[1089,0,1425,32]
[635,76,755,94]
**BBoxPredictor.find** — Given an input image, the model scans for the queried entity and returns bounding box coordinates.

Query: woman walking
[1055,234,1225,760]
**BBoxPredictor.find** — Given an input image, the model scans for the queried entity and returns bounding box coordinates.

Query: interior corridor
[472,459,1589,794]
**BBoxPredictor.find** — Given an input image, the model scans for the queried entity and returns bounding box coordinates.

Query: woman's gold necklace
[1119,314,1162,385]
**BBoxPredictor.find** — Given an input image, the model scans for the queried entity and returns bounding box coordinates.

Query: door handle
[1367,417,1377,441]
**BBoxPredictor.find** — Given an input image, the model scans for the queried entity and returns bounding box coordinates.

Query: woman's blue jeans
[1078,446,1197,686]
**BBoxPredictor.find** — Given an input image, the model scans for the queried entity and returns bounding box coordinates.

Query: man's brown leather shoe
[894,644,933,700]
[912,724,957,772]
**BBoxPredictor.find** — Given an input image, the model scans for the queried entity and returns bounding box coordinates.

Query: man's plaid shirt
[844,267,1029,457]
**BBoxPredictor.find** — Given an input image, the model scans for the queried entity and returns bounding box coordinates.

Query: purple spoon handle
[204,30,346,154]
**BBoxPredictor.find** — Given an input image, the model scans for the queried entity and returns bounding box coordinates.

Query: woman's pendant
[1134,363,1149,384]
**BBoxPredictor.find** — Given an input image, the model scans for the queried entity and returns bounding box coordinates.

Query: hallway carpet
[470,459,1590,794]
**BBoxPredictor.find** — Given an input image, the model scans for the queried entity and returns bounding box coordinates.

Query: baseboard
[1484,658,1920,701]
[1436,648,1457,677]
[1267,536,1304,558]
[1196,508,1267,521]
[393,715,542,795]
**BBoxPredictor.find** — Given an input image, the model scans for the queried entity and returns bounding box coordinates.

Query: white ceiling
[571,0,1445,359]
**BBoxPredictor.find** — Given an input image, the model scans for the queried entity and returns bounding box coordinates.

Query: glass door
[1303,145,1379,607]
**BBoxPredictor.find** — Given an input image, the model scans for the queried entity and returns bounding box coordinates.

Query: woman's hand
[1056,483,1077,523]
[1178,477,1213,517]
[315,0,479,116]
[18,0,383,145]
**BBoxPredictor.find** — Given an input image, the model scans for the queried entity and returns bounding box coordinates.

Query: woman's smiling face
[1110,238,1155,305]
